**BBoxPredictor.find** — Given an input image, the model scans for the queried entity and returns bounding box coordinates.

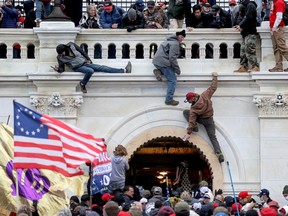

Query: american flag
[13,101,106,177]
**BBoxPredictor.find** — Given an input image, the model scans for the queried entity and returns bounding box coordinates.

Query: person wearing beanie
[122,8,144,32]
[174,201,190,216]
[152,30,186,106]
[157,206,175,216]
[283,185,288,201]
[182,72,224,163]
[52,42,132,93]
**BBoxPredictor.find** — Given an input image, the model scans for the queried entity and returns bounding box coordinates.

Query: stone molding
[29,92,83,117]
[253,93,288,117]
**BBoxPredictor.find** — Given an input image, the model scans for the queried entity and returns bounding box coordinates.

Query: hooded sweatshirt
[152,35,181,74]
[110,155,129,183]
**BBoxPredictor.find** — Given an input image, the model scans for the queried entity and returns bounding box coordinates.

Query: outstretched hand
[212,72,218,77]
[50,65,59,72]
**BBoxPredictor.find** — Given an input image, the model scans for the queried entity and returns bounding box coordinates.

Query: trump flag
[0,123,88,215]
[13,101,106,177]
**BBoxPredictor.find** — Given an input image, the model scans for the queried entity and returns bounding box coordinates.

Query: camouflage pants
[240,34,259,68]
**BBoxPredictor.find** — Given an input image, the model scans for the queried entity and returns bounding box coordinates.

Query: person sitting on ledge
[52,42,132,93]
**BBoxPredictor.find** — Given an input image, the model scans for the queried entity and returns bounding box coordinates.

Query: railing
[0,21,278,75]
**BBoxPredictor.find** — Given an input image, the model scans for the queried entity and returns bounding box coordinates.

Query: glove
[127,26,133,32]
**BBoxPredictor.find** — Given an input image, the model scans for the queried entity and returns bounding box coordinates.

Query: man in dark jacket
[234,0,260,72]
[53,42,132,93]
[122,8,144,32]
[209,4,232,28]
[100,1,125,29]
[0,0,18,28]
[186,4,213,30]
[182,72,224,163]
[152,30,186,106]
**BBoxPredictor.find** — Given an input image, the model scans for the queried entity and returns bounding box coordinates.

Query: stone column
[253,92,288,201]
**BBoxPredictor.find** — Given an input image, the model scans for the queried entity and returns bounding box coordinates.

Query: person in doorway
[52,42,132,93]
[182,72,224,163]
[268,0,288,72]
[173,161,191,193]
[108,145,130,194]
[152,30,186,106]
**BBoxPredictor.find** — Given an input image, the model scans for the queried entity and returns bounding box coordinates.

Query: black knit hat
[176,30,186,37]
[56,44,66,54]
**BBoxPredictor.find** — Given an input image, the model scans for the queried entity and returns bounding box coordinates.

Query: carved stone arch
[125,127,223,190]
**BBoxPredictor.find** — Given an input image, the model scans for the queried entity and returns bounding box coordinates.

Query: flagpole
[89,161,93,207]
[15,169,19,197]
[6,115,10,125]
[227,161,240,216]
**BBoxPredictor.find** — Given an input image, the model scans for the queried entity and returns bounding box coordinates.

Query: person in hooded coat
[108,145,130,193]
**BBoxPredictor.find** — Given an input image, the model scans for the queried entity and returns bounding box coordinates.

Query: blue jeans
[154,64,177,102]
[75,63,124,85]
[35,0,51,19]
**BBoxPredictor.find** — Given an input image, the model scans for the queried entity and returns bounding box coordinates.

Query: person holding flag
[108,145,129,194]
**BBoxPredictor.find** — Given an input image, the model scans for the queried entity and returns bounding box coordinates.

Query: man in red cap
[182,72,224,163]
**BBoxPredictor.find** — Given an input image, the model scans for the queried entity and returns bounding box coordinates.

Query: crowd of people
[0,0,274,30]
[15,182,288,216]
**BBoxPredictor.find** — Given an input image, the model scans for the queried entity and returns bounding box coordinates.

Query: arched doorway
[126,136,213,196]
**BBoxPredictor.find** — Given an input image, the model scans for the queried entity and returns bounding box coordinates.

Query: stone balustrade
[0,21,280,75]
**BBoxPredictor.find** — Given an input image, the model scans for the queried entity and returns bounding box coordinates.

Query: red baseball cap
[102,193,115,202]
[184,92,197,103]
[238,191,252,199]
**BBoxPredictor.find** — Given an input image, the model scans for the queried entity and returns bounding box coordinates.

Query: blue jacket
[99,6,124,28]
[1,5,18,28]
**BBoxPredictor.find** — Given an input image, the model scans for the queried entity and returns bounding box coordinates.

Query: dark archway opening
[126,136,213,196]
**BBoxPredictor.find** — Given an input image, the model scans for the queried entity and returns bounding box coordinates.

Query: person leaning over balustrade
[99,0,125,29]
[52,42,132,93]
[0,0,18,28]
[186,4,213,31]
[81,4,100,29]
[142,0,168,29]
[208,4,232,28]
[122,8,144,32]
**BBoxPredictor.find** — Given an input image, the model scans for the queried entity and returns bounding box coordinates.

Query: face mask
[285,196,288,201]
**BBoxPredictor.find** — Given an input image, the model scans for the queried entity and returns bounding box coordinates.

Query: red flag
[13,101,105,177]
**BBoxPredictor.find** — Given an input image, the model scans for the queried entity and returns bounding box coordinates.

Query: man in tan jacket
[183,72,224,163]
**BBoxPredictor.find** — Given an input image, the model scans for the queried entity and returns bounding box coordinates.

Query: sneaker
[153,69,163,81]
[248,66,260,72]
[234,66,248,73]
[125,61,132,73]
[165,100,179,106]
[79,82,87,93]
[35,18,42,27]
[216,152,224,163]
[269,67,283,72]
